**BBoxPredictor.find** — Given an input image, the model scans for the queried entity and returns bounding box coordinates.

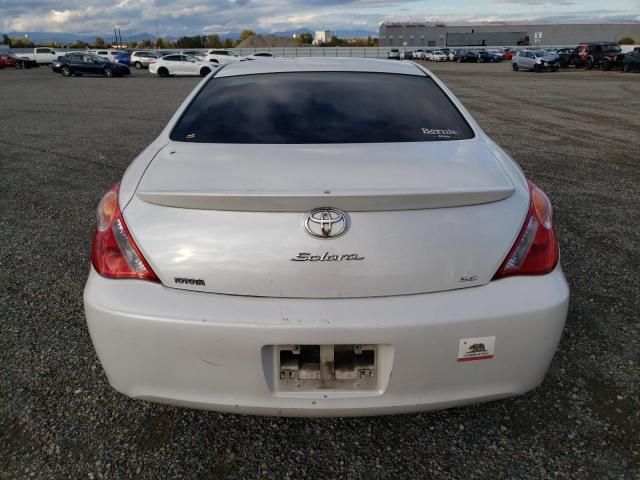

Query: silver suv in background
[130,51,161,69]
[387,49,400,60]
[512,50,560,72]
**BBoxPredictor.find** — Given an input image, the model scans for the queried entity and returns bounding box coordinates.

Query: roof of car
[215,57,427,77]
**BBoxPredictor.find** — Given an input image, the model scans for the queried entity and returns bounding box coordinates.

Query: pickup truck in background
[575,42,624,70]
[17,47,77,65]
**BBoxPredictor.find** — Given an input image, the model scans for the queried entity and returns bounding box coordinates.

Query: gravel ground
[1,63,639,479]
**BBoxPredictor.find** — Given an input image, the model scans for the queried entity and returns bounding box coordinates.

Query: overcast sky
[1,0,639,35]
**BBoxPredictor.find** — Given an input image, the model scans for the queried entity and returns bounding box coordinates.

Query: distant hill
[4,31,157,44]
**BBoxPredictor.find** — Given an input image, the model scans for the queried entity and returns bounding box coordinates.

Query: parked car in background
[88,49,106,57]
[109,51,129,62]
[114,52,131,66]
[0,54,15,69]
[430,50,448,62]
[204,49,241,64]
[448,49,459,61]
[575,42,624,70]
[180,50,206,59]
[400,50,413,60]
[454,49,478,63]
[511,50,559,72]
[88,49,127,62]
[149,54,213,77]
[622,51,640,72]
[552,48,576,68]
[412,49,425,60]
[130,51,161,70]
[477,50,503,63]
[388,49,400,60]
[502,49,516,60]
[51,52,131,77]
[243,52,276,61]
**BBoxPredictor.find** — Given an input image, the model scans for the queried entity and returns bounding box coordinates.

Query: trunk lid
[135,142,514,212]
[124,141,528,298]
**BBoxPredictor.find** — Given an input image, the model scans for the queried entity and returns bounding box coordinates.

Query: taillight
[91,184,159,282]
[149,60,156,64]
[493,181,559,279]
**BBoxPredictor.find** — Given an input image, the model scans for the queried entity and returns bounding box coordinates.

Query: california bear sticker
[457,336,495,362]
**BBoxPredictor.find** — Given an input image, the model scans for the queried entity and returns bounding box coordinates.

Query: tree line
[2,30,379,49]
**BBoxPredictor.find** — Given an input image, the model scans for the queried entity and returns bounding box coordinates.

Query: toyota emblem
[304,208,349,239]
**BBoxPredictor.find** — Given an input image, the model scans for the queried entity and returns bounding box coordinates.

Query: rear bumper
[84,267,569,417]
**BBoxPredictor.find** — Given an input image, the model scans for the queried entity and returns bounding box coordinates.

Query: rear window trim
[170,70,477,144]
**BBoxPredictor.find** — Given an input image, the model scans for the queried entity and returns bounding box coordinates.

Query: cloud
[492,0,575,5]
[1,0,638,36]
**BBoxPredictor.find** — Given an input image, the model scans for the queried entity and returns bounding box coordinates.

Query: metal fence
[233,47,391,58]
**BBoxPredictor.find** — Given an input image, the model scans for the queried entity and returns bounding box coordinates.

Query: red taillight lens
[149,60,156,64]
[493,181,559,279]
[91,184,159,282]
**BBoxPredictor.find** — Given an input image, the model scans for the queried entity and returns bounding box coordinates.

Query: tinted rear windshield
[170,72,474,144]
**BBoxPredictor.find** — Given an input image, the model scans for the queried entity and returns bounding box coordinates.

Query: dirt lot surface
[1,62,639,479]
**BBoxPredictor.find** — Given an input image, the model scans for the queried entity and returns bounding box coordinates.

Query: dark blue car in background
[115,52,131,66]
[477,50,504,63]
[51,53,130,77]
[453,50,479,63]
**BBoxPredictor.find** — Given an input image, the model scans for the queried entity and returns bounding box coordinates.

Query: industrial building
[379,23,640,47]
[313,30,333,45]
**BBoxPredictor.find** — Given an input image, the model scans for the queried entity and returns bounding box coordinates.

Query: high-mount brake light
[91,184,159,282]
[494,181,559,279]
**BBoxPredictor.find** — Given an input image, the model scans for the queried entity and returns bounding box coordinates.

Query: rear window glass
[170,72,474,144]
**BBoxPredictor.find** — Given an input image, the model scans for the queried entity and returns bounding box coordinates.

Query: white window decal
[421,128,461,139]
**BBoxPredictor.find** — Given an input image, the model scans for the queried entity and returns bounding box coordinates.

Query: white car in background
[84,58,569,417]
[88,49,125,61]
[431,50,448,62]
[243,52,276,61]
[130,51,161,69]
[204,49,241,64]
[148,54,213,77]
[413,49,425,60]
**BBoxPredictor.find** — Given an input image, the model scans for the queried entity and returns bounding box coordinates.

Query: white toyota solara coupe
[84,58,569,416]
